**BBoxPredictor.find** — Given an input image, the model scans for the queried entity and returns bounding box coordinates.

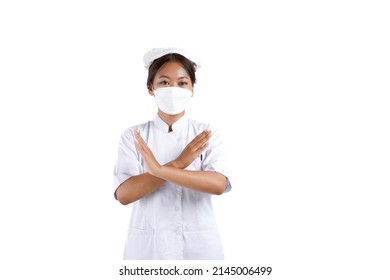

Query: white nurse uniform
[113,114,231,259]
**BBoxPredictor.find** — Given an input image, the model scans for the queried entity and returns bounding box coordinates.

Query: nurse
[113,48,232,260]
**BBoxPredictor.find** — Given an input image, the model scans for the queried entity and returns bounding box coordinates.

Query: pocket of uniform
[124,227,154,260]
[185,224,215,232]
[183,224,224,259]
[128,227,154,235]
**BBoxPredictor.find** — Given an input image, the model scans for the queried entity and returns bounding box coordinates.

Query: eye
[178,81,188,86]
[159,80,169,86]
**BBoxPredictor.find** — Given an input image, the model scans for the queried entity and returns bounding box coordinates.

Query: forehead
[156,61,189,78]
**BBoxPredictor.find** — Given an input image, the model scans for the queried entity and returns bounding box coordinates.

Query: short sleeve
[113,129,143,199]
[201,127,232,193]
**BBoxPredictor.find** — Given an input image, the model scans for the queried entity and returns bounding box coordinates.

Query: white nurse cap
[143,47,201,70]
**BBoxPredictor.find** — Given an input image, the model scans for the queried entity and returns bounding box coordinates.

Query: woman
[113,47,232,260]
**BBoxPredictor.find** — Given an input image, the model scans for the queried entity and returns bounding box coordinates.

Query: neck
[158,110,185,132]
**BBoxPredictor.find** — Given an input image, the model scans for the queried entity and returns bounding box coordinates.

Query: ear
[148,86,154,96]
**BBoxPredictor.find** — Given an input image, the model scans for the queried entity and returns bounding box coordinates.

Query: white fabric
[154,87,192,115]
[113,115,231,260]
[143,47,201,70]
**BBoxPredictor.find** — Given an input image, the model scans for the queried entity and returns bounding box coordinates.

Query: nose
[171,82,180,87]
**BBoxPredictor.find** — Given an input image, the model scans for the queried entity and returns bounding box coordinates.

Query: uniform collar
[153,114,188,133]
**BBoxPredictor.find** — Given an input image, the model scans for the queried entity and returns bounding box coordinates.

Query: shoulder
[187,117,224,133]
[187,118,224,143]
[187,117,213,131]
[120,120,151,139]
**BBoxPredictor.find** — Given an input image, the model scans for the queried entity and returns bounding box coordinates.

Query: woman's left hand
[133,130,162,177]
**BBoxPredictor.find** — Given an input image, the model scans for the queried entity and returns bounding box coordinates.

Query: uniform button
[174,206,180,211]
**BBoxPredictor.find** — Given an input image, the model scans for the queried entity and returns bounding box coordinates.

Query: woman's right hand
[171,129,212,169]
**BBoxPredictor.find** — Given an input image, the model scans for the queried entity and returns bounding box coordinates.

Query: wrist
[166,160,182,169]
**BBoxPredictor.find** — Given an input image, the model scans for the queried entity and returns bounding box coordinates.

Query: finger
[189,130,211,148]
[134,138,145,154]
[133,134,142,150]
[133,131,151,156]
[134,139,142,154]
[191,132,211,151]
[134,130,147,147]
[197,141,209,152]
[194,129,211,139]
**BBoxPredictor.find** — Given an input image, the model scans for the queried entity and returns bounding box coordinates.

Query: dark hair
[147,53,197,89]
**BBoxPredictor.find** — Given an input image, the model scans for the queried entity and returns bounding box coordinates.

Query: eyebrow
[157,75,189,80]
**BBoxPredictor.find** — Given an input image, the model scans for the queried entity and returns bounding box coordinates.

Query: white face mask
[153,87,192,115]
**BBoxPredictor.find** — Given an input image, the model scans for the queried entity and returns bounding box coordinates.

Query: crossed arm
[115,129,227,205]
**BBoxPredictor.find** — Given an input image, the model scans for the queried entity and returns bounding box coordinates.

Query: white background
[0,0,389,279]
